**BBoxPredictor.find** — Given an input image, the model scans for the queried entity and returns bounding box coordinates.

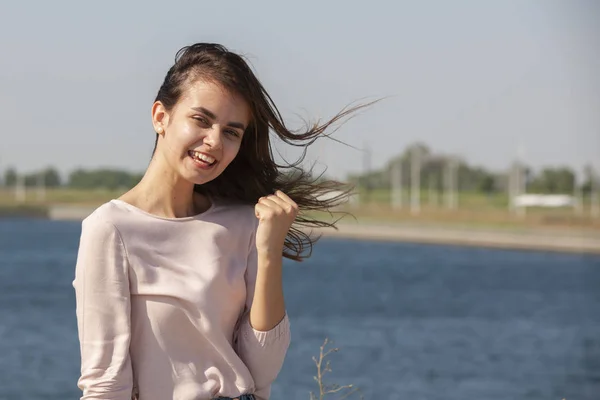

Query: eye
[225,129,241,138]
[193,116,210,126]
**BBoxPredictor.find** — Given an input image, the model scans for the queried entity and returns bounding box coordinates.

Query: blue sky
[1,0,598,180]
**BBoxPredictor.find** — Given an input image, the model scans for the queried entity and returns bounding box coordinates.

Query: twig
[309,338,363,400]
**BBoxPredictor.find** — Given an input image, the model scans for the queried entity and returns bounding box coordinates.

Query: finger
[274,190,295,205]
[254,202,270,218]
[264,194,293,212]
[266,195,298,218]
[255,202,279,220]
[257,198,283,217]
[259,197,282,209]
[273,191,298,213]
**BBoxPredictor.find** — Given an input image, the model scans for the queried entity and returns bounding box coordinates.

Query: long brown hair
[153,43,375,261]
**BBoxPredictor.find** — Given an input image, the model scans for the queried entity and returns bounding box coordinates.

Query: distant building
[513,194,575,208]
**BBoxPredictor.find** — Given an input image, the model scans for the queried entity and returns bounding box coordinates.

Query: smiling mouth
[188,150,217,168]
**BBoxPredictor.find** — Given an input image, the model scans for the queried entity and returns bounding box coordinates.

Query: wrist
[256,242,284,256]
[257,248,283,264]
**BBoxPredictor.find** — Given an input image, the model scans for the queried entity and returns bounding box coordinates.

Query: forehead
[177,80,249,117]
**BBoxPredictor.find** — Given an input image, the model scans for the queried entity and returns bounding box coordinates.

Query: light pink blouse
[72,199,291,400]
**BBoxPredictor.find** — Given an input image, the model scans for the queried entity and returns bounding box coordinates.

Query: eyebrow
[191,107,246,130]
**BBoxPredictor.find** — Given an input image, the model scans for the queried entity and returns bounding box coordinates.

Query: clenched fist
[254,190,298,256]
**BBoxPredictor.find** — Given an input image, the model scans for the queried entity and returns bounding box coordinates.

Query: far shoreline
[1,204,598,256]
[310,223,600,256]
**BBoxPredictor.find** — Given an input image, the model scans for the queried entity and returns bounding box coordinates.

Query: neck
[131,155,204,218]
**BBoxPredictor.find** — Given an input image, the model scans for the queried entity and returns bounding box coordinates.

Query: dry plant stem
[310,338,363,400]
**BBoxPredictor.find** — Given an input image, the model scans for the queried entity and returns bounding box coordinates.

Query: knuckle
[264,210,275,219]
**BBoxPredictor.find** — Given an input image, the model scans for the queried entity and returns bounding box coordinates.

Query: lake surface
[0,218,599,400]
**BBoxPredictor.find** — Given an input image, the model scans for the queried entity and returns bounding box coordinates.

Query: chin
[180,156,228,186]
[182,170,223,187]
[186,176,215,187]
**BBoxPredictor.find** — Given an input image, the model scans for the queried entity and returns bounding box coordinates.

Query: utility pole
[592,166,599,219]
[452,158,458,209]
[411,147,421,215]
[390,160,402,209]
[36,171,46,202]
[516,161,526,218]
[508,162,514,213]
[428,174,437,208]
[516,145,527,217]
[363,143,371,205]
[445,157,458,210]
[508,161,523,216]
[15,174,25,203]
[574,171,583,216]
[445,158,452,210]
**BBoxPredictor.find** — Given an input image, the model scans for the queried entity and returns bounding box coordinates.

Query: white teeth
[192,151,215,164]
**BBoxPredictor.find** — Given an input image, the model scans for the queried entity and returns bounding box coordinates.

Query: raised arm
[235,192,297,399]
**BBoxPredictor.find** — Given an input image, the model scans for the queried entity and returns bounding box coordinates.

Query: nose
[203,124,223,149]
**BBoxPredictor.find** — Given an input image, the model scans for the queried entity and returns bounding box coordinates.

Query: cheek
[221,141,243,165]
[177,130,203,159]
[177,122,198,144]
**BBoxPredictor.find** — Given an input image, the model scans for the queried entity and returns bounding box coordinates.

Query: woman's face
[153,80,250,186]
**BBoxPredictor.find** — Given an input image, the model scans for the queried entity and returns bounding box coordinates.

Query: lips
[188,150,217,168]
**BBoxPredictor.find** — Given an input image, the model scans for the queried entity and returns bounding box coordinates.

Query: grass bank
[1,188,598,234]
[0,204,49,218]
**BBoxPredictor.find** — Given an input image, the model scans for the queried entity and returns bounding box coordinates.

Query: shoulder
[75,202,130,263]
[80,201,128,237]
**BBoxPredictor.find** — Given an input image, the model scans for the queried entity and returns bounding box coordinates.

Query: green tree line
[1,167,143,190]
[347,143,597,195]
[0,144,596,194]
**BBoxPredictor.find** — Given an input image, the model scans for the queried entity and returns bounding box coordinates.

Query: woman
[73,42,367,400]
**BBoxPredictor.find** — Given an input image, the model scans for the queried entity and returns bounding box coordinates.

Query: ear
[151,101,169,136]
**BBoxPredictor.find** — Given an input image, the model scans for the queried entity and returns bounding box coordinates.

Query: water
[1,218,599,400]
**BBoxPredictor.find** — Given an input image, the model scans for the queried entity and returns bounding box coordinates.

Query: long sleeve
[234,225,291,400]
[72,214,133,400]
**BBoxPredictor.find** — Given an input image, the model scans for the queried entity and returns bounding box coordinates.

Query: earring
[157,127,163,134]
